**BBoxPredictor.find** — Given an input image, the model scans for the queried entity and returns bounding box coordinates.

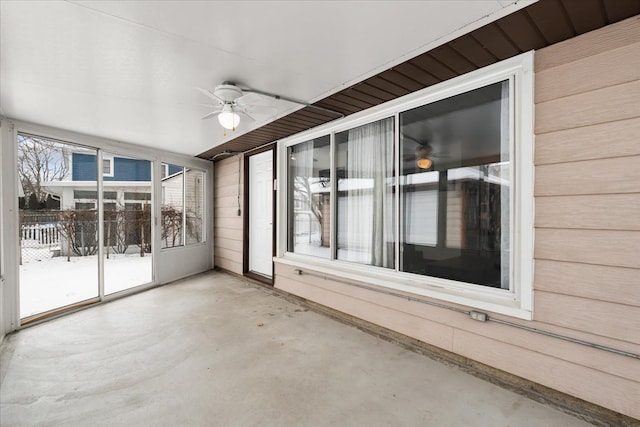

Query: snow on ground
[20,254,152,318]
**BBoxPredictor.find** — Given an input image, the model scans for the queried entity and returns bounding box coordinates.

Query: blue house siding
[72,153,97,181]
[168,165,182,176]
[72,153,151,181]
[106,157,151,182]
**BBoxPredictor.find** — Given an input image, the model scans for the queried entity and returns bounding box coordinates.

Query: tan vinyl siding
[535,194,640,230]
[535,156,640,196]
[534,260,640,306]
[534,117,640,165]
[271,17,640,419]
[213,156,243,274]
[535,41,640,103]
[535,80,640,134]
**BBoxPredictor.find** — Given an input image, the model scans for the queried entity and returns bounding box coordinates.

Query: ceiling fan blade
[237,102,278,120]
[237,110,256,122]
[235,92,274,107]
[196,87,224,104]
[201,111,219,120]
[200,103,223,120]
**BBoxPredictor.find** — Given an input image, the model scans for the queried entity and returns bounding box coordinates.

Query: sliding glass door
[17,134,155,321]
[18,134,99,319]
[103,151,153,295]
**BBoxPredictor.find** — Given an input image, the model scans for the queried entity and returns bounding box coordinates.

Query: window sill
[274,252,532,320]
[160,241,207,252]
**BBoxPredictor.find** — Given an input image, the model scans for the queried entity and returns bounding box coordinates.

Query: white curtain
[291,141,315,245]
[341,118,394,268]
[292,141,314,187]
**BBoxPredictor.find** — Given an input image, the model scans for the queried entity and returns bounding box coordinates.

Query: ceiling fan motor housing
[214,82,243,103]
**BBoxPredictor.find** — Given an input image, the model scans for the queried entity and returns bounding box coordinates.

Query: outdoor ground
[20,252,152,317]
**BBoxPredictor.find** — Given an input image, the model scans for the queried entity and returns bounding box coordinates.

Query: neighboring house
[161,167,205,246]
[43,152,183,211]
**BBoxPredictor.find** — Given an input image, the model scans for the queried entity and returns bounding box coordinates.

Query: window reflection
[400,81,510,289]
[161,163,184,248]
[287,136,331,258]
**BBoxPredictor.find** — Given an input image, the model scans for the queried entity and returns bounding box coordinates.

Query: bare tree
[17,134,69,204]
[293,175,323,226]
[161,206,183,247]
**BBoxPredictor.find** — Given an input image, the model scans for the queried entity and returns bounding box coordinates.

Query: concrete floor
[1,270,590,426]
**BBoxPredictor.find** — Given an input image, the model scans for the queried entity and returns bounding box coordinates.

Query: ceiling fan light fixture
[415,144,433,169]
[218,105,240,130]
[416,157,433,169]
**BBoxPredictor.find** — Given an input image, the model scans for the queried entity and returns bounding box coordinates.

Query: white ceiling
[0,1,535,157]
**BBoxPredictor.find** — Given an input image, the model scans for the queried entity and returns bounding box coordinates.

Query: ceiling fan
[198,82,278,132]
[415,143,435,169]
[402,135,449,170]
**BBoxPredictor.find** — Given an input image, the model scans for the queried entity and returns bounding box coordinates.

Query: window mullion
[182,166,186,246]
[436,170,448,249]
[329,132,336,260]
[394,113,400,272]
[97,149,105,299]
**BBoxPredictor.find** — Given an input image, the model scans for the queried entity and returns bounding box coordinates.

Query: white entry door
[249,150,273,277]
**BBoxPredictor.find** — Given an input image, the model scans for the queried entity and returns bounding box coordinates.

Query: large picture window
[279,53,533,318]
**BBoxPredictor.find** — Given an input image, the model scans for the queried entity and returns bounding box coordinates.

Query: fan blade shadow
[201,111,219,120]
[236,92,275,107]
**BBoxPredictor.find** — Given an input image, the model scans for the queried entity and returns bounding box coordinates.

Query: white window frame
[102,155,114,177]
[276,52,534,320]
[160,165,207,250]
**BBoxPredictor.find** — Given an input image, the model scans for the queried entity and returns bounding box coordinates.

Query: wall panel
[535,80,640,134]
[535,156,640,196]
[535,41,640,103]
[535,194,640,230]
[213,156,244,275]
[535,117,640,165]
[452,331,639,418]
[535,260,640,306]
[535,229,640,268]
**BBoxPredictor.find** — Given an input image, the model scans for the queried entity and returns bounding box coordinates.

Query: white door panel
[249,150,273,277]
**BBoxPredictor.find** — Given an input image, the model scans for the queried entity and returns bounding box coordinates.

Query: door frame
[243,143,276,285]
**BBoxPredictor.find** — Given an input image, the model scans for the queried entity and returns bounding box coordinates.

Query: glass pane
[185,168,205,245]
[161,163,184,248]
[336,118,395,268]
[399,80,510,289]
[103,151,153,295]
[17,134,99,318]
[287,135,331,258]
